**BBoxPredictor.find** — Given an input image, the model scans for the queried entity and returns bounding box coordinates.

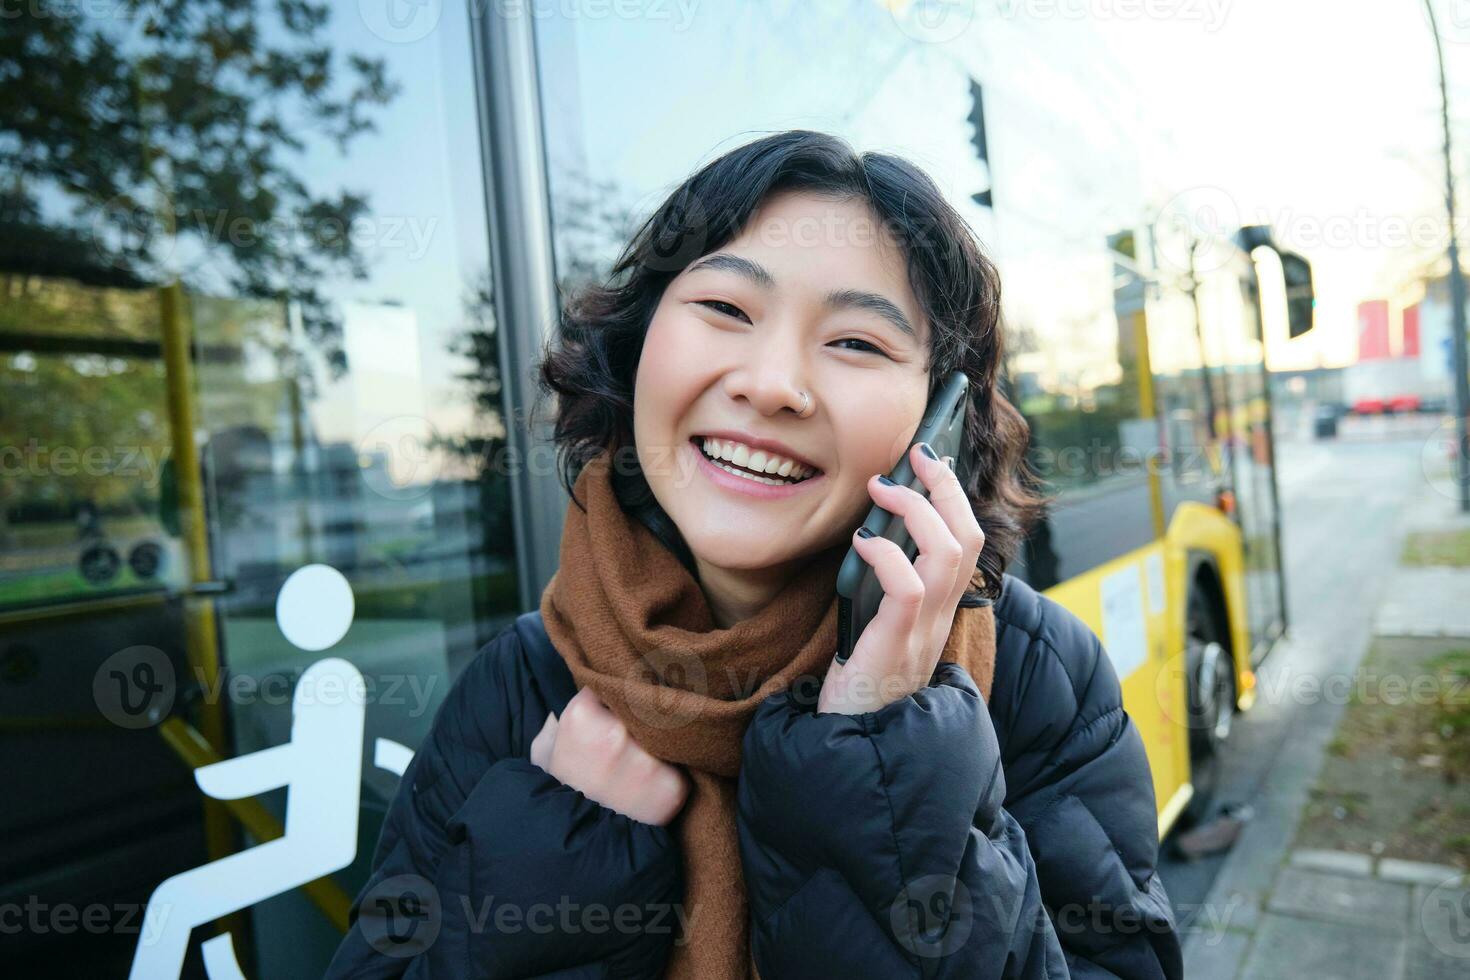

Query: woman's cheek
[643,314,729,400]
[633,328,689,443]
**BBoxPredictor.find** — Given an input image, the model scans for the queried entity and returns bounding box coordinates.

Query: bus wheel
[1182,587,1234,827]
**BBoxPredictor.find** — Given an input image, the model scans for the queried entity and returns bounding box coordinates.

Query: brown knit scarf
[539,450,996,979]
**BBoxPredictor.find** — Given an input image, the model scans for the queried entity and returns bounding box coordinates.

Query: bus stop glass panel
[531,4,1156,589]
[2,2,517,975]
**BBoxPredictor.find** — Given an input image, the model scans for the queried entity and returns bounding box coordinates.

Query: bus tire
[1181,583,1235,828]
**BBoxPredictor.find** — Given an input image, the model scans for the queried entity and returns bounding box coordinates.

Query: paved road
[1156,425,1437,929]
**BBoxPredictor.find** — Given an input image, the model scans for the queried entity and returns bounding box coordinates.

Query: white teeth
[710,459,788,485]
[697,437,814,484]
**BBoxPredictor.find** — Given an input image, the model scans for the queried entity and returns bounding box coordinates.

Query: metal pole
[1425,0,1470,512]
[1187,237,1221,444]
[472,8,569,607]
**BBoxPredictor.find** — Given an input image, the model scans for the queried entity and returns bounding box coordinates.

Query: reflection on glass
[534,4,1158,584]
[1,285,183,605]
[1145,221,1286,658]
[2,2,516,976]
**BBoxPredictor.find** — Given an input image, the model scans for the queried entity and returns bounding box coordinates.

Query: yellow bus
[1012,219,1315,833]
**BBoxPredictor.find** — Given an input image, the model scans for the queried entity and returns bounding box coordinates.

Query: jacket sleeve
[323,630,683,980]
[736,635,1182,978]
[736,660,1063,979]
[991,608,1184,979]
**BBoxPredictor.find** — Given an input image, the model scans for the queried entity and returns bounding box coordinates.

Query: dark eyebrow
[685,253,918,340]
[822,287,917,341]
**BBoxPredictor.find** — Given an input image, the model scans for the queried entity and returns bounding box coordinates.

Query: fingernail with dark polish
[877,475,896,487]
[856,526,874,539]
[918,442,939,460]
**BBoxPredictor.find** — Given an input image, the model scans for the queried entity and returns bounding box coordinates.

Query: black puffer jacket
[325,572,1183,979]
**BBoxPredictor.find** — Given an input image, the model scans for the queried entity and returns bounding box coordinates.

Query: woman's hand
[529,686,691,826]
[818,442,985,715]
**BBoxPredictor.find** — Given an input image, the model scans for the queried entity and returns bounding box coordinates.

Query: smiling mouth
[693,437,823,487]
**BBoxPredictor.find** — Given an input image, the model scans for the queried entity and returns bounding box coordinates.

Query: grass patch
[1401,528,1470,567]
[1291,637,1470,870]
[1427,649,1470,775]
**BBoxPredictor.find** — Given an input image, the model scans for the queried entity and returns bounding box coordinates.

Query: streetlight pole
[1424,0,1470,512]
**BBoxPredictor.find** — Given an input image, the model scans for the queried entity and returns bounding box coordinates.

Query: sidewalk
[1182,477,1470,978]
[1187,850,1468,979]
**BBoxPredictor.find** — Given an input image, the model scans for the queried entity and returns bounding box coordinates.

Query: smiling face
[632,190,932,580]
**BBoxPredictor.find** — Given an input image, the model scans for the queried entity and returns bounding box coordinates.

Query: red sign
[1357,300,1390,360]
[1402,303,1421,358]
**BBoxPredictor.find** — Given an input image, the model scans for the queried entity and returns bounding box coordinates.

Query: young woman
[326,130,1183,979]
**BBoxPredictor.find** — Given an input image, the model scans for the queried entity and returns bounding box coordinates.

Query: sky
[532,0,1470,375]
[1089,0,1470,368]
[131,0,1470,431]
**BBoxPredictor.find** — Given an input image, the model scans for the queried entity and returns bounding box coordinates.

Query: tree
[0,0,401,375]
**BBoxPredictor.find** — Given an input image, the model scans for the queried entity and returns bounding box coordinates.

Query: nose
[720,335,811,418]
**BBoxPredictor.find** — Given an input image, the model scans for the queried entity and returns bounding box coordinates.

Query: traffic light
[968,77,993,208]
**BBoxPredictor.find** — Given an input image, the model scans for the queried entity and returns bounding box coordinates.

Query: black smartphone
[835,371,970,666]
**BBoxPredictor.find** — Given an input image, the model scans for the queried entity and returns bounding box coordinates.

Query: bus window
[1,289,184,606]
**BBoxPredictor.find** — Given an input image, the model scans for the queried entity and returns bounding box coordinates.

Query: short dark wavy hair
[536,129,1047,600]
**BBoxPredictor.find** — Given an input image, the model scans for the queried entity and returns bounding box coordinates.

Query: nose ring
[796,390,812,418]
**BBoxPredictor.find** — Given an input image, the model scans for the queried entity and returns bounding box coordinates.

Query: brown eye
[831,337,886,356]
[698,300,749,322]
